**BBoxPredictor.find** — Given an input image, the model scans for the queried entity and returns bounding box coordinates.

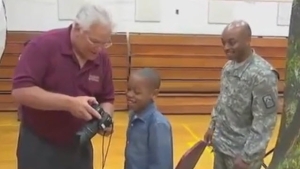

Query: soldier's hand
[203,128,213,145]
[233,156,249,169]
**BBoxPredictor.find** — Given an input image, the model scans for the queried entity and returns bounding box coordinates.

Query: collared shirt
[12,25,114,146]
[211,52,279,163]
[124,103,173,169]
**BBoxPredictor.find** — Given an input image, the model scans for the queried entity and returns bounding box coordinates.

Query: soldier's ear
[271,69,280,80]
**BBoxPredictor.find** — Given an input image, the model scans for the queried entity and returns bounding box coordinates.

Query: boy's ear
[151,89,159,99]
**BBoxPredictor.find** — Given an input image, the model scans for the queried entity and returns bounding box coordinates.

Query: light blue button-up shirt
[124,102,173,169]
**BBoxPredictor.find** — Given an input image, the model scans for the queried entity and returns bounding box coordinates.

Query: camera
[76,103,113,145]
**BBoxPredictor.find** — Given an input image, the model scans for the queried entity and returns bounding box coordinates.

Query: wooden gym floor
[0,112,281,169]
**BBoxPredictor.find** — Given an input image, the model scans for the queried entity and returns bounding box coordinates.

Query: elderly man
[204,20,279,169]
[12,2,114,169]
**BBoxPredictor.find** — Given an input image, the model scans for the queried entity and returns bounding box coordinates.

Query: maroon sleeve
[97,53,115,103]
[12,41,50,89]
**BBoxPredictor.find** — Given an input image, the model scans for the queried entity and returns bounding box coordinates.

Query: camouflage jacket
[210,52,279,163]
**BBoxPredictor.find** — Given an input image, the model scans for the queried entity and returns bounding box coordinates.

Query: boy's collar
[132,101,156,122]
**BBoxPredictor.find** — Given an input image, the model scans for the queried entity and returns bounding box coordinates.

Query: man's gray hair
[74,1,114,30]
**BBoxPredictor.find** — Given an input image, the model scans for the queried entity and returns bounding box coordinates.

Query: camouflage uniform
[209,52,279,169]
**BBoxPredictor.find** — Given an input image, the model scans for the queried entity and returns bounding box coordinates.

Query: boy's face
[126,73,158,113]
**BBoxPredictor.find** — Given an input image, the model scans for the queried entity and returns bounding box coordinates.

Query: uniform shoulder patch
[262,95,275,109]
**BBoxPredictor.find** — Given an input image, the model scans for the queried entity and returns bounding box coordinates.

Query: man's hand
[98,126,113,136]
[203,128,214,145]
[233,155,249,169]
[68,96,101,121]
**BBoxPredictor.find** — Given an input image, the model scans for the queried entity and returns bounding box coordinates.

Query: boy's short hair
[134,68,161,89]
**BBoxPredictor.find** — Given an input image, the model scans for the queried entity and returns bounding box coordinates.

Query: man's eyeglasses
[86,35,113,49]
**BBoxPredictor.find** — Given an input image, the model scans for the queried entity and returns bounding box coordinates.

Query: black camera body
[76,103,113,145]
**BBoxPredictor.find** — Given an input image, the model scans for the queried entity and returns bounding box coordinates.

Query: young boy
[124,68,173,169]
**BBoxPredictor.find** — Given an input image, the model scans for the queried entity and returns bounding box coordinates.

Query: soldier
[203,20,279,169]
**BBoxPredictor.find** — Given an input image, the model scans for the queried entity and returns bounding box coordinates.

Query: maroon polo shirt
[12,26,115,146]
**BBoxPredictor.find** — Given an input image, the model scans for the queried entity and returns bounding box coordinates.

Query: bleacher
[129,34,285,114]
[0,31,39,111]
[0,32,287,114]
[105,33,129,111]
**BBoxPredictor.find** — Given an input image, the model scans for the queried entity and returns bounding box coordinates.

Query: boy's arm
[148,122,173,169]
